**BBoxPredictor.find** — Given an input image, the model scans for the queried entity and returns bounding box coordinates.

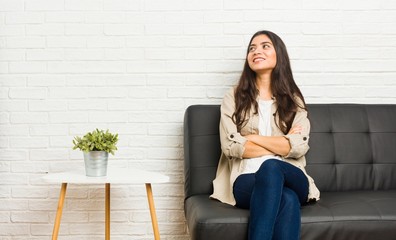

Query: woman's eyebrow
[250,41,273,47]
[260,41,273,45]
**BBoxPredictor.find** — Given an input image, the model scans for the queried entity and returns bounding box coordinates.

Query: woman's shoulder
[292,95,306,110]
[222,86,236,102]
[220,87,237,113]
[226,86,236,96]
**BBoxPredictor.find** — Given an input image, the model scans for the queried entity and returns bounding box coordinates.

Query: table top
[41,167,169,184]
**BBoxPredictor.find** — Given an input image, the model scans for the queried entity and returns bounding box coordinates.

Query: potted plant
[72,129,118,177]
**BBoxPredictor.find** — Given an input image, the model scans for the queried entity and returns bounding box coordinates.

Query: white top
[241,99,281,174]
[41,167,169,184]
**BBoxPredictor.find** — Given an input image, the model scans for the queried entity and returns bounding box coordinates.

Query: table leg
[145,183,160,240]
[52,183,67,240]
[105,183,110,240]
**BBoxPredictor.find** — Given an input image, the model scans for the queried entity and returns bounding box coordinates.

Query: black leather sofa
[183,104,396,240]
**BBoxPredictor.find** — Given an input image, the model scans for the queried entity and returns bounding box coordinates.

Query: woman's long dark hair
[233,30,306,134]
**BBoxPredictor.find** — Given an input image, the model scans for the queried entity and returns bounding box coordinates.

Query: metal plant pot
[83,151,108,177]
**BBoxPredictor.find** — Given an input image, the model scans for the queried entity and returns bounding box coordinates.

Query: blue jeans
[233,159,309,240]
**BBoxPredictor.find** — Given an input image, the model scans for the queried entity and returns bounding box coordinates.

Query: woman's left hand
[288,125,302,135]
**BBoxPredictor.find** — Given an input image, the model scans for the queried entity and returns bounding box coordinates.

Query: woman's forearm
[245,135,291,156]
[242,141,275,158]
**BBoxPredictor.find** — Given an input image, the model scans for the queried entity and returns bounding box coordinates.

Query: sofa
[183,104,396,240]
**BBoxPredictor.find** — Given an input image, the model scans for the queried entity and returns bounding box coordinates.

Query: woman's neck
[256,73,273,100]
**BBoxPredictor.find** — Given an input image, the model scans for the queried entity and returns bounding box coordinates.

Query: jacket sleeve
[219,88,247,159]
[283,106,310,159]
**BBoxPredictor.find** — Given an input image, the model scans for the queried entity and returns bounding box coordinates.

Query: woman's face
[247,34,277,74]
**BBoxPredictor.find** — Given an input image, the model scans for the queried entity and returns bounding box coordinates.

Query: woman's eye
[249,46,256,52]
[263,45,270,49]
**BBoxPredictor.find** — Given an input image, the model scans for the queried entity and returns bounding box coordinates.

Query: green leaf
[72,129,119,155]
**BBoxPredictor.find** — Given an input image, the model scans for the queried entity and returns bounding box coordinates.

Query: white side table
[42,167,169,240]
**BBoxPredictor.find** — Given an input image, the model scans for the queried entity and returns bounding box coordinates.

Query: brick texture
[1,0,396,239]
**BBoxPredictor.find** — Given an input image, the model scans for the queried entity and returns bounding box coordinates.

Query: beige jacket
[210,88,320,206]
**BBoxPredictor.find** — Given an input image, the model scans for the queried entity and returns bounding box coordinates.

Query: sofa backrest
[184,105,221,199]
[305,104,396,192]
[183,104,396,199]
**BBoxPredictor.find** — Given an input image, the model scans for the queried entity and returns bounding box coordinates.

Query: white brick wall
[0,0,395,239]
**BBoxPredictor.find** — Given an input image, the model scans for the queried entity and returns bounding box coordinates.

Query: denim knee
[256,159,283,181]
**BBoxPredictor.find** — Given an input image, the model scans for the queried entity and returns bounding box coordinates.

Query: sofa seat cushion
[185,191,396,240]
[301,190,396,240]
[185,195,249,240]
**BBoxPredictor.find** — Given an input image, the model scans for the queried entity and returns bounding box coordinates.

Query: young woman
[210,30,320,240]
